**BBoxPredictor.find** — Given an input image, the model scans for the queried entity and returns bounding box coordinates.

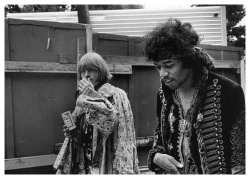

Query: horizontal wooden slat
[103,56,152,66]
[215,60,240,69]
[5,61,132,74]
[104,56,241,69]
[139,167,154,174]
[5,61,76,73]
[5,57,241,75]
[5,154,57,170]
[108,64,132,74]
[5,155,153,172]
[198,44,242,52]
[7,18,86,30]
[5,135,155,170]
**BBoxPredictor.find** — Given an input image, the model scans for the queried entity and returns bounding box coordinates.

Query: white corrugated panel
[7,6,227,45]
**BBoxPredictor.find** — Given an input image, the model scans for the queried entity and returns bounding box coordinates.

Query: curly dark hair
[144,18,215,81]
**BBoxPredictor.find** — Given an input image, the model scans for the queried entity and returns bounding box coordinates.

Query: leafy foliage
[5,4,143,14]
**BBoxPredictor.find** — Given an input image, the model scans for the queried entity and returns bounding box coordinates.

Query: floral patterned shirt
[54,83,139,174]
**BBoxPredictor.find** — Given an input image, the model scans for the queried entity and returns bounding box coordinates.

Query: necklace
[175,88,197,118]
[173,87,198,171]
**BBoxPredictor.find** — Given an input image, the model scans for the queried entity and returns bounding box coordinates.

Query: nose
[85,70,90,78]
[159,67,168,78]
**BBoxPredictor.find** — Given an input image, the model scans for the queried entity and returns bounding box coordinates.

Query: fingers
[78,79,93,93]
[80,78,91,86]
[63,125,72,138]
[158,161,179,174]
[153,153,182,174]
[169,157,183,169]
[163,160,180,174]
[63,125,68,131]
[167,156,183,174]
[78,80,86,92]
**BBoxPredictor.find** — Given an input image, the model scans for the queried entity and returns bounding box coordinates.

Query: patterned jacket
[148,72,245,174]
[54,83,139,174]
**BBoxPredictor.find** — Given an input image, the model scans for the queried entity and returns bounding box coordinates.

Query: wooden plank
[128,37,135,114]
[5,75,15,158]
[8,18,87,30]
[5,19,10,61]
[5,154,153,171]
[5,154,57,170]
[139,166,154,174]
[221,50,224,61]
[85,24,92,53]
[58,53,75,64]
[5,61,77,73]
[108,64,132,74]
[77,37,86,59]
[92,33,99,52]
[133,36,143,42]
[5,59,240,74]
[128,70,135,113]
[97,33,129,41]
[214,60,240,69]
[198,44,242,52]
[5,61,131,74]
[223,50,241,61]
[104,55,241,68]
[103,55,153,66]
[129,38,135,56]
[5,19,15,158]
[77,37,86,87]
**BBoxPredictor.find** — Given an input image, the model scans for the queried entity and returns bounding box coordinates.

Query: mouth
[161,79,173,84]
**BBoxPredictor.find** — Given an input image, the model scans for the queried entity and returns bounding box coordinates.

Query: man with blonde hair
[54,52,139,174]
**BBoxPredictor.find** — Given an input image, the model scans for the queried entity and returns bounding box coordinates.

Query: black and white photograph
[3,1,246,175]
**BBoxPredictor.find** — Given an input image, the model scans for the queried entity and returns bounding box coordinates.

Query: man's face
[81,69,99,87]
[153,59,192,90]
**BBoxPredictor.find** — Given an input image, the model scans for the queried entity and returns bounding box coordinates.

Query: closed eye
[164,64,173,68]
[155,64,173,70]
[156,65,161,70]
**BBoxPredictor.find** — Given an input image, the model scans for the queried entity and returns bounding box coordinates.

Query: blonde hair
[77,52,112,83]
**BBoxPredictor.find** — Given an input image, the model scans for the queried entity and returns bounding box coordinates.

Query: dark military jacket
[148,72,245,174]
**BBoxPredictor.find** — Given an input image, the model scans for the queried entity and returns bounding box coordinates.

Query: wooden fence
[5,18,244,172]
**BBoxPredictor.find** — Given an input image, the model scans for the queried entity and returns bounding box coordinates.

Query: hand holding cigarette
[78,78,94,94]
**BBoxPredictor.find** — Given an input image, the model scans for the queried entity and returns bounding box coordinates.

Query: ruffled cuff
[147,145,166,172]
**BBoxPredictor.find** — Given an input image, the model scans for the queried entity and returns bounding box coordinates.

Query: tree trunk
[77,5,90,24]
